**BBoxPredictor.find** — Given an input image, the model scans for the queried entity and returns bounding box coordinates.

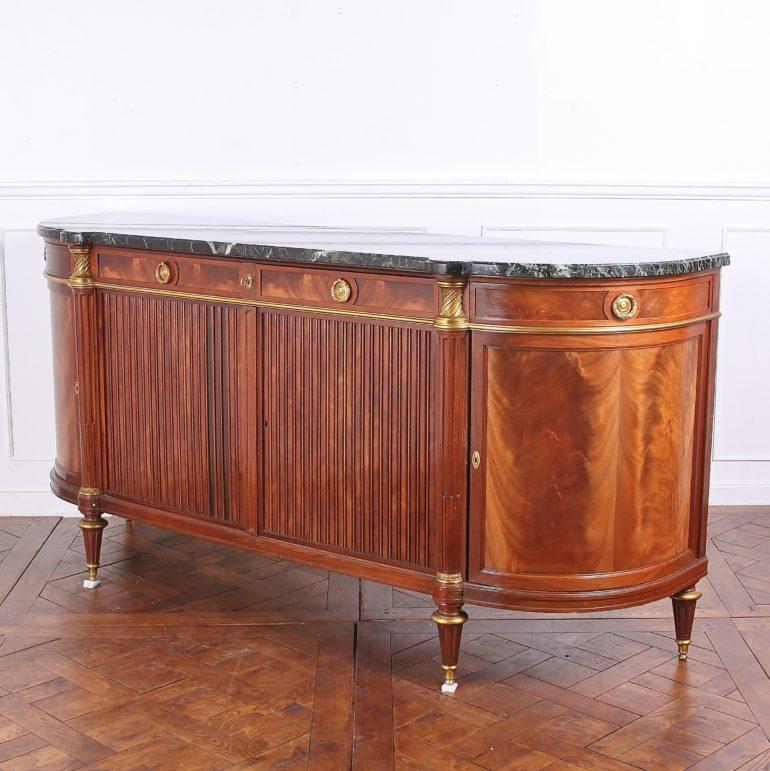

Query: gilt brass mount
[78,518,108,531]
[434,281,469,331]
[672,587,703,603]
[611,292,639,320]
[68,247,94,289]
[436,571,463,585]
[155,262,172,284]
[331,278,352,303]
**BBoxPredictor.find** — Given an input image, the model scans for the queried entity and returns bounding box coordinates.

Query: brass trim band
[44,273,720,334]
[469,312,720,335]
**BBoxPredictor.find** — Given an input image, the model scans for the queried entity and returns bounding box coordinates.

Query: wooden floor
[0,509,768,768]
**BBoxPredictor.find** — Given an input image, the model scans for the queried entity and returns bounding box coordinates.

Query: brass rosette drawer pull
[331,278,352,303]
[155,262,172,284]
[611,292,639,320]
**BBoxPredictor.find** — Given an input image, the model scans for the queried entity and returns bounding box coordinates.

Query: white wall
[1,0,769,511]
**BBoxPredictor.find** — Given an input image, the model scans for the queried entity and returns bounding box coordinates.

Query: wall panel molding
[1,180,767,506]
[6,180,770,201]
[482,225,667,248]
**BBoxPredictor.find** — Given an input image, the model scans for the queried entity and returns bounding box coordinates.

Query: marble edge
[37,224,730,280]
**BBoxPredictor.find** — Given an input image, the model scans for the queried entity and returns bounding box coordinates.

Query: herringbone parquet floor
[0,508,768,768]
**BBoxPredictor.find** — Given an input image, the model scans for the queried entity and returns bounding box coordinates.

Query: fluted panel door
[260,311,436,570]
[100,291,258,528]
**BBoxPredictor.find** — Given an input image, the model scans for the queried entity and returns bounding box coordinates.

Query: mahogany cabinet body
[45,240,721,683]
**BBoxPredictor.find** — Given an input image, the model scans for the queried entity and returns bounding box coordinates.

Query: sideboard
[40,215,729,693]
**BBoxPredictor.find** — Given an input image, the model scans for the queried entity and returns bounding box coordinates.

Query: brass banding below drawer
[469,312,720,335]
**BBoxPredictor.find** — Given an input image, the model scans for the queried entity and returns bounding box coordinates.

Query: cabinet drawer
[259,265,436,319]
[95,248,253,300]
[93,249,438,319]
[469,273,717,327]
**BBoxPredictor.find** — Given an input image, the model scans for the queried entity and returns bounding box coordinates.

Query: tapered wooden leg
[78,487,107,588]
[432,572,468,693]
[671,586,702,661]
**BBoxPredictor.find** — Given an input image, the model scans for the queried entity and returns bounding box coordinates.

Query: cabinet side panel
[480,338,698,577]
[49,281,80,481]
[260,311,435,570]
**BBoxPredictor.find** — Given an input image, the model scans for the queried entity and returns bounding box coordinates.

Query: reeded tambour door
[468,323,715,594]
[259,309,438,570]
[99,290,259,528]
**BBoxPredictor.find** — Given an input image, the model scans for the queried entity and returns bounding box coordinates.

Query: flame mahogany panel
[469,273,715,326]
[469,320,716,594]
[260,310,437,570]
[259,265,436,318]
[95,248,254,300]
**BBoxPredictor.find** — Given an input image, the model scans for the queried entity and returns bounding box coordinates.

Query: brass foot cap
[441,664,458,689]
[677,640,691,661]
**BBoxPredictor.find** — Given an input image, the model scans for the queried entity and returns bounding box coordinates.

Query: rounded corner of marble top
[466,252,730,280]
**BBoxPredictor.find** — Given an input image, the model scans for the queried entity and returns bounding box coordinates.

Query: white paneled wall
[2,0,770,509]
[1,184,768,511]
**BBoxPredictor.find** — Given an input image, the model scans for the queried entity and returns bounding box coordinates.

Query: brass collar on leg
[672,588,703,602]
[436,571,463,585]
[78,518,108,531]
[431,610,469,626]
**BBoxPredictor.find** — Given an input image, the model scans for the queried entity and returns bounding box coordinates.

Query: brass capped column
[69,245,107,588]
[432,277,470,692]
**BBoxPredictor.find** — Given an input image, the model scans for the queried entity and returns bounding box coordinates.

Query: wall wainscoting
[1,180,767,512]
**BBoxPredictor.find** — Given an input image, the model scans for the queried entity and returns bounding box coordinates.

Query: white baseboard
[708,486,770,506]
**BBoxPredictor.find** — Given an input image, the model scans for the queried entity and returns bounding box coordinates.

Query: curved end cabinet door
[468,322,716,612]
